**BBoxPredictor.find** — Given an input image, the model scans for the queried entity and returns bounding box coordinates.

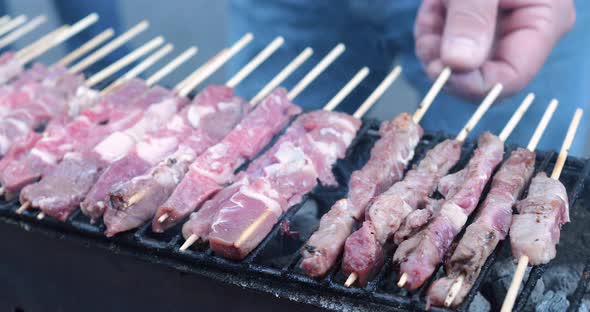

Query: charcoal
[488,259,544,308]
[578,299,590,312]
[467,292,491,312]
[542,264,583,295]
[535,291,569,312]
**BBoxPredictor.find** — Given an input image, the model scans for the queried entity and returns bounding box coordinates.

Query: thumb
[441,0,499,70]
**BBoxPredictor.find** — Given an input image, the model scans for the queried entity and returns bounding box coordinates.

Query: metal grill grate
[0,118,588,311]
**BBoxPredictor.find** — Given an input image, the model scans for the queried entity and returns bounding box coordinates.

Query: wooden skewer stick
[56,28,115,67]
[20,13,99,65]
[455,83,503,142]
[444,97,556,307]
[145,46,198,86]
[250,47,313,106]
[398,84,503,288]
[353,66,402,119]
[323,67,370,112]
[102,43,175,93]
[225,36,284,88]
[0,15,46,50]
[0,16,10,27]
[69,20,149,74]
[0,15,27,38]
[174,48,226,92]
[0,186,4,197]
[498,93,535,142]
[85,36,164,87]
[287,43,345,100]
[527,99,558,152]
[15,200,30,214]
[413,67,451,123]
[15,25,69,60]
[499,108,582,312]
[443,274,465,307]
[178,33,254,96]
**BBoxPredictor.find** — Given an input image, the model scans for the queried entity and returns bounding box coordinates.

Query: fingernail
[443,37,478,61]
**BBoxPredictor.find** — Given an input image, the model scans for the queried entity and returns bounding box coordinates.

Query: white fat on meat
[6,118,29,133]
[30,148,58,165]
[187,105,215,128]
[165,115,186,132]
[0,135,9,154]
[68,86,100,117]
[136,136,180,165]
[263,142,317,177]
[308,134,341,160]
[125,98,180,141]
[328,115,358,134]
[94,132,135,163]
[218,100,239,111]
[440,202,468,231]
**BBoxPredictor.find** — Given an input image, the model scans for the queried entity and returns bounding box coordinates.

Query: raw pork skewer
[205,67,370,260]
[429,99,557,308]
[394,84,505,290]
[0,13,99,84]
[25,33,253,221]
[500,108,583,312]
[170,44,346,248]
[1,42,188,198]
[83,36,283,225]
[0,38,162,192]
[300,67,451,279]
[341,86,516,288]
[106,44,321,236]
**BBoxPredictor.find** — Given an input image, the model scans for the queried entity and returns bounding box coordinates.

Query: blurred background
[6,0,417,125]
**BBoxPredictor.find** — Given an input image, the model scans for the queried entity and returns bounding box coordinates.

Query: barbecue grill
[2,118,588,311]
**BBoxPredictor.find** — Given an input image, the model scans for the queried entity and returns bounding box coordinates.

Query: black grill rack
[1,118,589,311]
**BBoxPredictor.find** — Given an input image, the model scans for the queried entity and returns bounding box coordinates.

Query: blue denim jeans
[228,0,590,156]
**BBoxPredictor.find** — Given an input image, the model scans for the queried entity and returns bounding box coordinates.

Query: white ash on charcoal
[535,290,570,312]
[488,258,545,309]
[467,292,491,312]
[542,264,583,295]
[577,299,590,312]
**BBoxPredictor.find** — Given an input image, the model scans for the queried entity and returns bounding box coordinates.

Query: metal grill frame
[0,118,588,312]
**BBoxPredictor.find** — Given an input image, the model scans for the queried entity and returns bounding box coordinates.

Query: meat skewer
[0,13,99,84]
[394,84,506,291]
[82,36,284,225]
[204,67,370,260]
[176,44,347,250]
[107,44,326,236]
[23,33,254,221]
[0,15,47,50]
[0,35,168,195]
[0,45,187,197]
[299,67,451,279]
[341,85,513,288]
[500,108,583,312]
[428,99,558,308]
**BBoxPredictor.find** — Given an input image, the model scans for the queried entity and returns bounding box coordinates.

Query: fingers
[441,0,500,70]
[414,0,445,65]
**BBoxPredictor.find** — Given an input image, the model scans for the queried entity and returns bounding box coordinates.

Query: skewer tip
[157,213,169,223]
[444,275,465,307]
[344,273,357,287]
[36,212,45,220]
[179,234,198,252]
[397,273,408,288]
[15,201,30,214]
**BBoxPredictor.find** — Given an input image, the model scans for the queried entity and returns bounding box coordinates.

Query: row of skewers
[0,13,582,311]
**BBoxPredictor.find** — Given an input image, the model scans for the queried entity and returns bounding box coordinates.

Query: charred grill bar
[2,120,589,311]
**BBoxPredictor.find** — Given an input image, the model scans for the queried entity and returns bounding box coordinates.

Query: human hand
[415,0,575,99]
